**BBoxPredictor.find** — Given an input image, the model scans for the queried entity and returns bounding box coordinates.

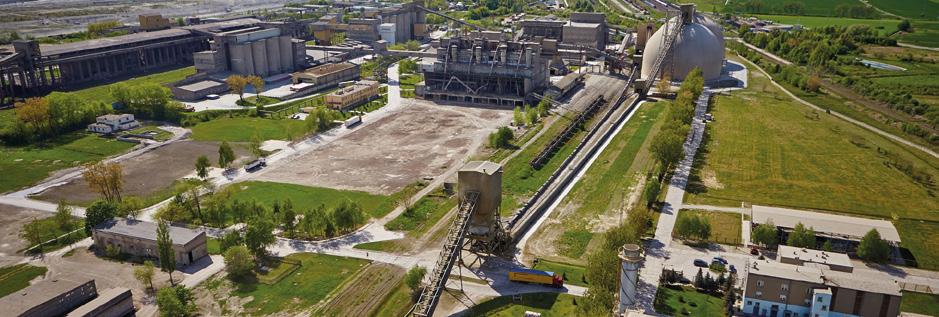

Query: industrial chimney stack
[618,244,644,314]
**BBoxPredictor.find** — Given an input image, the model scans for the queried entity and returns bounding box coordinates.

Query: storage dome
[640,15,725,82]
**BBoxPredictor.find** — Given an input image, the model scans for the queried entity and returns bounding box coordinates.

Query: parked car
[750,247,760,255]
[712,256,728,265]
[729,265,737,274]
[693,259,708,267]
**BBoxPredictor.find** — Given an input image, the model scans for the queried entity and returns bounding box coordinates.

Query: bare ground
[0,205,47,266]
[254,101,512,195]
[34,140,249,204]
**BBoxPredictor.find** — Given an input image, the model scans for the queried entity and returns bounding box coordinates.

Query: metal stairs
[640,18,683,92]
[410,191,480,317]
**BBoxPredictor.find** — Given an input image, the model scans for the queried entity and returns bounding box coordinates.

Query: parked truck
[507,268,563,287]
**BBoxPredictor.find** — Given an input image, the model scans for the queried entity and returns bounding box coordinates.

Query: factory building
[416,37,549,107]
[519,13,608,49]
[0,277,98,317]
[193,25,306,77]
[310,1,427,44]
[92,217,209,267]
[292,62,361,91]
[325,80,380,110]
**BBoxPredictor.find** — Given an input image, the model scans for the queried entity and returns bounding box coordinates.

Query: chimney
[618,244,643,314]
[680,4,695,25]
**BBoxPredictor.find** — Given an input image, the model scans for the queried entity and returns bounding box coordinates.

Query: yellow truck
[508,268,563,287]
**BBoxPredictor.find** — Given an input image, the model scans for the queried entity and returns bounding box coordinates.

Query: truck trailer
[507,268,563,287]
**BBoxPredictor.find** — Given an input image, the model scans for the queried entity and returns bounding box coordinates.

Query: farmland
[869,0,939,20]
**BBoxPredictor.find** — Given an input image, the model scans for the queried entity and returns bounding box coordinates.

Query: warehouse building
[519,13,608,49]
[749,205,901,253]
[416,37,549,107]
[92,218,208,267]
[0,277,98,317]
[743,259,902,317]
[65,287,134,317]
[292,62,360,87]
[325,80,380,110]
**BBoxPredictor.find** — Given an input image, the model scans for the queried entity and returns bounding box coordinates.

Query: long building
[92,217,208,267]
[519,12,608,50]
[416,37,549,107]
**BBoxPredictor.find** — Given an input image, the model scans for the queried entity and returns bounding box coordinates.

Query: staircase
[410,192,480,317]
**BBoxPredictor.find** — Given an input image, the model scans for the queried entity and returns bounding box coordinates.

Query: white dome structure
[640,10,724,82]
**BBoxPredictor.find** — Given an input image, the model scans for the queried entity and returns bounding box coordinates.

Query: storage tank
[279,36,293,72]
[458,161,502,241]
[266,37,281,74]
[618,244,643,314]
[640,4,724,81]
[252,41,269,77]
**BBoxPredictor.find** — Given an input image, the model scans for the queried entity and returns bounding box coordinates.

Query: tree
[118,196,144,219]
[751,222,778,248]
[218,141,236,169]
[488,126,513,149]
[650,131,684,171]
[82,162,124,203]
[224,245,255,280]
[110,83,132,107]
[156,286,196,317]
[675,214,711,241]
[404,266,427,292]
[396,185,418,216]
[513,106,524,126]
[85,200,118,235]
[219,230,243,253]
[156,220,177,285]
[642,177,661,209]
[898,19,912,32]
[822,240,834,252]
[15,97,51,134]
[226,75,248,103]
[330,32,346,45]
[250,132,264,158]
[524,104,538,125]
[134,261,156,291]
[331,199,365,233]
[536,97,551,117]
[20,218,46,251]
[195,155,210,179]
[244,218,275,259]
[247,75,264,102]
[54,201,74,231]
[857,229,890,263]
[787,222,816,249]
[281,200,297,235]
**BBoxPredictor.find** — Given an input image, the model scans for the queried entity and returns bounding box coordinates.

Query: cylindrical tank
[242,43,256,75]
[230,43,247,74]
[252,40,269,77]
[266,38,281,74]
[279,36,293,72]
[618,244,643,314]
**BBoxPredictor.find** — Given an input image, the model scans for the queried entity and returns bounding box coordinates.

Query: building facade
[0,277,98,317]
[325,80,380,110]
[87,114,140,134]
[292,62,360,87]
[92,218,208,267]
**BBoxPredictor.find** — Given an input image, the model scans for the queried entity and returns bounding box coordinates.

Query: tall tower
[458,161,508,252]
[618,244,644,314]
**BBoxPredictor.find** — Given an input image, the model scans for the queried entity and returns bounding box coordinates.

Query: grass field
[69,67,195,105]
[465,292,579,316]
[0,264,48,298]
[897,20,939,47]
[370,279,413,317]
[0,108,13,132]
[227,181,398,219]
[532,259,589,287]
[901,291,939,316]
[0,132,135,193]
[207,238,221,255]
[653,285,725,316]
[353,239,407,252]
[869,0,939,20]
[727,0,877,17]
[895,219,939,270]
[551,102,667,260]
[385,189,457,236]
[189,117,308,142]
[685,68,939,222]
[231,253,369,315]
[675,210,743,245]
[755,14,902,35]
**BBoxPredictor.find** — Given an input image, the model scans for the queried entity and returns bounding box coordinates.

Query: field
[653,285,725,316]
[190,117,308,142]
[0,131,135,193]
[869,0,939,20]
[901,291,939,316]
[464,292,579,316]
[0,264,47,298]
[229,253,369,315]
[532,259,588,287]
[897,20,939,47]
[755,14,902,35]
[685,68,939,222]
[69,67,195,104]
[385,188,457,235]
[674,210,743,245]
[317,263,406,316]
[227,181,399,219]
[895,219,939,270]
[369,279,414,317]
[727,0,877,17]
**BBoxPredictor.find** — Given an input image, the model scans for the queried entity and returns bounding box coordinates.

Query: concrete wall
[252,41,269,76]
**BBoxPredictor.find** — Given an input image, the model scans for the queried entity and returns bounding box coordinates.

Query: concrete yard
[0,205,47,266]
[253,100,513,195]
[34,141,249,205]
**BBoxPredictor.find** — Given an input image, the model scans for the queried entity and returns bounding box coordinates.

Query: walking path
[636,91,711,313]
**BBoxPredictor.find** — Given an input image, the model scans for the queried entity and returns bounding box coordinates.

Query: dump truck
[507,268,563,287]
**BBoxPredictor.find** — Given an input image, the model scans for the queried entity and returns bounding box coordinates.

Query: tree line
[750,220,892,263]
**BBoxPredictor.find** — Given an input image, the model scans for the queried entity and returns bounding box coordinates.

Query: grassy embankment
[685,61,939,268]
[69,67,196,104]
[901,291,939,316]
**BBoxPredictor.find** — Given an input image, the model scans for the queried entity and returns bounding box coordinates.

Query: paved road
[898,42,939,52]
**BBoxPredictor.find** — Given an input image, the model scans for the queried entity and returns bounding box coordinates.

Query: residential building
[92,217,208,267]
[87,114,140,134]
[325,80,380,110]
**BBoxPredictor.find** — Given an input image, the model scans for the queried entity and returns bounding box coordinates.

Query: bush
[488,126,514,149]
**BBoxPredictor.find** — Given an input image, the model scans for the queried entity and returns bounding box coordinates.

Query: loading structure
[409,161,508,317]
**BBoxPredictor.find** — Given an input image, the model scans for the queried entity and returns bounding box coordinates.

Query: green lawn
[0,132,136,193]
[353,239,408,252]
[207,238,221,255]
[465,292,580,316]
[896,219,939,270]
[532,259,589,287]
[675,210,743,245]
[385,189,457,236]
[69,67,195,105]
[231,253,369,315]
[901,291,939,316]
[869,0,939,20]
[0,264,48,298]
[19,217,87,253]
[684,69,939,222]
[653,285,725,316]
[123,125,173,141]
[190,117,308,142]
[0,108,14,132]
[227,181,398,219]
[729,0,880,18]
[754,14,902,35]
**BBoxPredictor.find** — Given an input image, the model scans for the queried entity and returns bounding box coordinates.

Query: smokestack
[680,4,695,25]
[618,244,643,314]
